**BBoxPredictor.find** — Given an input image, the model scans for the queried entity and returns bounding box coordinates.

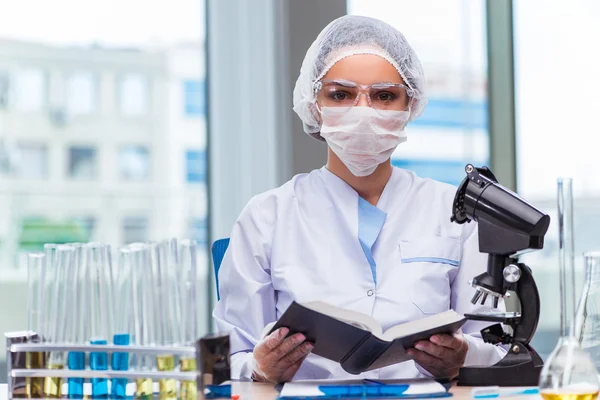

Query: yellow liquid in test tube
[180,357,197,400]
[541,392,600,400]
[136,378,153,398]
[25,351,44,398]
[42,363,63,398]
[156,355,177,399]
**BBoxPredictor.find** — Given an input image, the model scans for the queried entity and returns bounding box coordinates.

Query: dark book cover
[270,302,466,374]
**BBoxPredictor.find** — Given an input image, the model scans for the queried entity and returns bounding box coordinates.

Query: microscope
[450,164,550,386]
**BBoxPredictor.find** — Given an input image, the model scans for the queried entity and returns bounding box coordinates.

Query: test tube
[40,245,57,398]
[66,244,86,399]
[152,240,180,399]
[111,247,134,399]
[130,243,155,398]
[43,245,75,398]
[26,252,45,398]
[41,244,57,345]
[85,244,114,399]
[178,240,199,400]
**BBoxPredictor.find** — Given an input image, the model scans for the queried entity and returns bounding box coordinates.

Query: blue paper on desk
[279,378,452,399]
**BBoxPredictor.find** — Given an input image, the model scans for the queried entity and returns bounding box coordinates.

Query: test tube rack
[5,331,231,399]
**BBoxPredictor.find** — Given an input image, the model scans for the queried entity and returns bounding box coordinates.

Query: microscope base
[457,342,543,386]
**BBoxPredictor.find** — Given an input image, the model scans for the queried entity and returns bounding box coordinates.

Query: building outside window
[348,0,489,187]
[14,68,45,112]
[15,142,47,179]
[68,146,97,179]
[119,73,148,116]
[0,70,8,108]
[66,71,97,116]
[514,0,600,359]
[188,217,208,247]
[119,145,150,180]
[185,149,206,183]
[183,80,205,117]
[0,0,211,369]
[73,216,96,240]
[122,216,149,244]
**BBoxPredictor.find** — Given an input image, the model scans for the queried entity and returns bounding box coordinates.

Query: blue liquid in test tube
[67,352,85,399]
[90,339,109,399]
[111,333,130,399]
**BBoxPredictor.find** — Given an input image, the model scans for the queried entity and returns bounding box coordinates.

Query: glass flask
[539,179,600,400]
[574,252,600,371]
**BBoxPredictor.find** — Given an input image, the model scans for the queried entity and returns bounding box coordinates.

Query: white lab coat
[213,166,507,380]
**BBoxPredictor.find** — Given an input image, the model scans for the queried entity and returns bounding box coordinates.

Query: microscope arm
[510,263,541,345]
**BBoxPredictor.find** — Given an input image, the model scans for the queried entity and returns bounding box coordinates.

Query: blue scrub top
[357,197,387,285]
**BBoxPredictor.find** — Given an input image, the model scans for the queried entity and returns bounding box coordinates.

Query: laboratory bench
[0,382,539,400]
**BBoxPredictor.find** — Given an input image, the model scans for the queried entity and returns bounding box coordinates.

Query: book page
[302,301,383,336]
[382,310,464,341]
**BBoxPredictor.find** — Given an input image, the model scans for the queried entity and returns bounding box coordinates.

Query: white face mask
[319,106,410,177]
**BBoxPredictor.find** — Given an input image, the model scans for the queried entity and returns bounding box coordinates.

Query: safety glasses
[314,79,413,113]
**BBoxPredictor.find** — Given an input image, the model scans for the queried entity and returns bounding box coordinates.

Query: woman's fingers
[276,341,314,369]
[254,328,289,359]
[263,333,307,365]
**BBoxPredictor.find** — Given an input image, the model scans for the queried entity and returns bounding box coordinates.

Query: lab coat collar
[318,166,360,238]
[319,166,406,214]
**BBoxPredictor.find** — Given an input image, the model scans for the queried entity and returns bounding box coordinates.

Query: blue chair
[211,238,230,300]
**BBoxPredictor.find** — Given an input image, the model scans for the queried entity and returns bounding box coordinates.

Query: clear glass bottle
[574,252,600,370]
[539,179,600,400]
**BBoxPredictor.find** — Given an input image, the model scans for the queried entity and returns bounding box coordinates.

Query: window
[347,0,489,186]
[14,68,45,111]
[119,145,150,180]
[15,142,47,179]
[188,217,208,247]
[183,80,205,117]
[66,71,97,116]
[119,74,148,116]
[0,70,8,108]
[1,0,209,370]
[514,0,600,360]
[0,139,16,175]
[122,216,149,244]
[185,149,206,183]
[68,146,97,179]
[73,216,96,240]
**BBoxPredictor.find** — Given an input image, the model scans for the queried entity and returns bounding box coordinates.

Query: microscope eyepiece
[451,164,550,255]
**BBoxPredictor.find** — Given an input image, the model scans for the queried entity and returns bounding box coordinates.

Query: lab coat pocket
[399,237,461,315]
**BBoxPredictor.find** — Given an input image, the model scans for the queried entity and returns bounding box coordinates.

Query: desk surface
[229,382,536,400]
[0,382,539,400]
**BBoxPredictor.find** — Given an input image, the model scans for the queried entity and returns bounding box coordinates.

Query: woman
[213,15,506,383]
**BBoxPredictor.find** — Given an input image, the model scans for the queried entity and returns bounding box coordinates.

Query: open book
[270,301,466,374]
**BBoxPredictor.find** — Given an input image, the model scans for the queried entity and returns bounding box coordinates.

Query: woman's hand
[407,333,468,379]
[251,328,314,383]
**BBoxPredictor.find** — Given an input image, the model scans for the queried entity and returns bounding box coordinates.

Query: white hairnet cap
[292,15,428,141]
